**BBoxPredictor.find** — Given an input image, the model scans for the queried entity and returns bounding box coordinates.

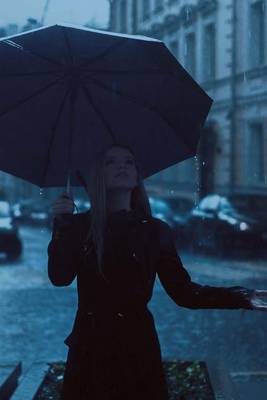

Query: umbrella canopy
[0,23,213,188]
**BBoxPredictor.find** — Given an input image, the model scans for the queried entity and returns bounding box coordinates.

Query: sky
[0,0,110,29]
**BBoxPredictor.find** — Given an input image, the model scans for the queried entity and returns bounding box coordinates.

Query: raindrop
[243,72,247,83]
[39,188,43,196]
[194,155,199,171]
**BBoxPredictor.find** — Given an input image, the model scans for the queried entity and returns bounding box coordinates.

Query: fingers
[251,305,267,311]
[254,290,267,296]
[250,295,267,311]
[51,192,75,216]
[60,191,74,199]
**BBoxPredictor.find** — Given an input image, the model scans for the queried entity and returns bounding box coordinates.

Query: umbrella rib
[82,69,174,76]
[81,85,116,142]
[0,77,64,118]
[61,26,74,65]
[2,39,62,67]
[87,77,196,153]
[40,88,71,187]
[77,39,127,70]
[0,71,62,78]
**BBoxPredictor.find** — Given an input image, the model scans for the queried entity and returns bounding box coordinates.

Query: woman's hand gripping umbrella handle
[50,173,76,226]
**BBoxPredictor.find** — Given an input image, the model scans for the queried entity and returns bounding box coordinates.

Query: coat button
[117,312,124,317]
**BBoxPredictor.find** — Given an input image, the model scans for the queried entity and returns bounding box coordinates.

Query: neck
[106,190,132,213]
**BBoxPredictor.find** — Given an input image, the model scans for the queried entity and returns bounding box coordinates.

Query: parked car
[0,200,22,261]
[12,199,52,228]
[11,203,22,220]
[184,193,267,256]
[160,195,195,246]
[74,198,91,213]
[29,203,50,226]
[12,199,36,224]
[148,196,173,224]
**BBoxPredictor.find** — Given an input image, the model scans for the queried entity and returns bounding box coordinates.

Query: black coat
[47,208,254,400]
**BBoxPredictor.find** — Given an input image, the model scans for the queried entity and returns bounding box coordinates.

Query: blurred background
[0,1,267,399]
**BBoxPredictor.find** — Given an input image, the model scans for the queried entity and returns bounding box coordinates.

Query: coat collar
[85,208,150,224]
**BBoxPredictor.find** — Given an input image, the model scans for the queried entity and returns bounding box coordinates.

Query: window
[155,0,164,13]
[184,32,196,76]
[203,23,216,80]
[0,28,6,38]
[248,122,265,183]
[0,201,11,217]
[120,0,127,32]
[142,0,150,21]
[249,0,265,67]
[169,40,179,58]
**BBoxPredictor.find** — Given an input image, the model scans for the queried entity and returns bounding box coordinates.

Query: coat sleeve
[155,219,254,310]
[47,214,82,286]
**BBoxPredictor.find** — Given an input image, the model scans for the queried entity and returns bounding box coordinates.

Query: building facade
[109,0,267,200]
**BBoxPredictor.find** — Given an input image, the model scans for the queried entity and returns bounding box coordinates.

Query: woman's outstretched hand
[249,290,267,311]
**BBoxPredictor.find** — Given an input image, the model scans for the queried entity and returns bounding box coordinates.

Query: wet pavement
[0,225,267,382]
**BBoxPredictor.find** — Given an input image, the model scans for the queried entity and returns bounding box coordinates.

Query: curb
[11,362,49,400]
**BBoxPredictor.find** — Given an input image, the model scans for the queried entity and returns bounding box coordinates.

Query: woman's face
[104,146,138,191]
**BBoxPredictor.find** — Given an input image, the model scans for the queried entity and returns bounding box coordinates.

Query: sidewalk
[0,286,77,376]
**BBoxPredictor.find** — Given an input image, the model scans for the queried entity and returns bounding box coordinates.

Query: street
[0,224,267,380]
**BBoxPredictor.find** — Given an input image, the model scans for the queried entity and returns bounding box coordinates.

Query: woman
[48,144,267,400]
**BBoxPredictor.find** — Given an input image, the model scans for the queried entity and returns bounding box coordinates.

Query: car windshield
[0,201,11,217]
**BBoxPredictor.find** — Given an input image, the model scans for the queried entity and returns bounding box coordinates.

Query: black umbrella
[0,24,213,190]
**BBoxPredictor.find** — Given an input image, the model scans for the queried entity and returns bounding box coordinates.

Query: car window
[149,197,171,214]
[220,197,234,211]
[198,195,220,211]
[164,197,194,213]
[0,201,11,217]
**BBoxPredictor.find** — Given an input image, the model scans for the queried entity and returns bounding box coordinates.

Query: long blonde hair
[85,144,152,283]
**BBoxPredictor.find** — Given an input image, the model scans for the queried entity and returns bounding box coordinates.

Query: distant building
[5,24,19,36]
[21,18,42,32]
[0,27,6,38]
[0,24,19,38]
[109,0,267,200]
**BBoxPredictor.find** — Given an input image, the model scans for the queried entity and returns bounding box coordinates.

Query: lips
[116,172,128,177]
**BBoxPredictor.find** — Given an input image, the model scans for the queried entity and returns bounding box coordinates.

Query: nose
[118,162,129,170]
